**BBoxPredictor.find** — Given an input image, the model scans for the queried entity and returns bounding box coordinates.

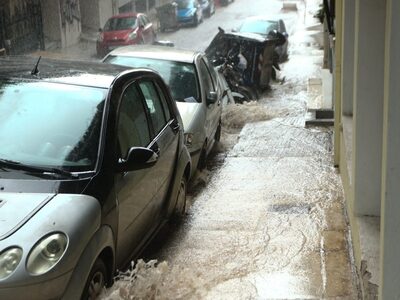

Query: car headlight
[184,133,194,146]
[128,31,137,40]
[0,247,23,280]
[27,233,68,275]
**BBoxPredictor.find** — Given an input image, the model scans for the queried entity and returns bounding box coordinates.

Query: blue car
[177,0,203,26]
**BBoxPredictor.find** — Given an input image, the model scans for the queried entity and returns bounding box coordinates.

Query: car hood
[103,29,134,41]
[0,193,55,240]
[176,102,201,131]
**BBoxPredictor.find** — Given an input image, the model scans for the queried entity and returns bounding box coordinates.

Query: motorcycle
[206,27,279,102]
[214,52,257,103]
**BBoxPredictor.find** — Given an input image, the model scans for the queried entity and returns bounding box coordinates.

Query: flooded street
[102,1,359,299]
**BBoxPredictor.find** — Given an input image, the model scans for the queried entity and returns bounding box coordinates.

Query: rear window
[177,0,195,9]
[239,20,279,36]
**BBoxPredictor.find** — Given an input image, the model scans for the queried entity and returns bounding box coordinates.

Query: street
[101,0,359,299]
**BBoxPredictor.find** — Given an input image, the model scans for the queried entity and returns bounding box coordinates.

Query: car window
[139,81,167,135]
[202,57,219,91]
[118,83,151,158]
[0,81,106,171]
[104,16,137,31]
[198,59,216,97]
[105,55,200,103]
[155,83,172,121]
[279,20,287,33]
[239,20,278,36]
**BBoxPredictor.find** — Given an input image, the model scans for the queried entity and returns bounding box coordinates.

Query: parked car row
[97,0,236,57]
[0,38,229,300]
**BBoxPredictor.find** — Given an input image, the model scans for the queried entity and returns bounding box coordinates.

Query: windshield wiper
[0,159,79,178]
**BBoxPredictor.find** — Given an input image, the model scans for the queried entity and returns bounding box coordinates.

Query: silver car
[104,45,223,175]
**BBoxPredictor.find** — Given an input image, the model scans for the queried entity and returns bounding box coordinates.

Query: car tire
[193,15,199,27]
[171,176,187,222]
[81,258,108,300]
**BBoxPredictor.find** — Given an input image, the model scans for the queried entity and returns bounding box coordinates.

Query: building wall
[99,0,115,28]
[41,0,61,42]
[59,0,81,47]
[80,0,99,30]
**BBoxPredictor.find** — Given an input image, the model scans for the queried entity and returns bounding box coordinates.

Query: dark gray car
[0,56,191,299]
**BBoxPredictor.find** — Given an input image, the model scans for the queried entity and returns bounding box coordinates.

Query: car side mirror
[207,91,218,104]
[117,147,158,172]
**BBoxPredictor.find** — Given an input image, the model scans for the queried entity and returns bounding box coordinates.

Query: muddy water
[101,4,359,300]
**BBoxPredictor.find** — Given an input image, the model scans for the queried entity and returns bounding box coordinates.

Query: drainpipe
[334,0,343,167]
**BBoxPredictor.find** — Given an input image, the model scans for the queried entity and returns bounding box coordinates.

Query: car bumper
[0,270,73,300]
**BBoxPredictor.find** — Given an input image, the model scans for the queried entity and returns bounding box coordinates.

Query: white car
[103,45,223,176]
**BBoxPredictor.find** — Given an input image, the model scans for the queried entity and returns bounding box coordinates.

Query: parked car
[199,0,215,18]
[96,12,156,57]
[103,45,223,175]
[176,0,203,26]
[234,16,289,62]
[0,56,191,299]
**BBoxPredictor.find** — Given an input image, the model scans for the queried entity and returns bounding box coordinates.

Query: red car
[96,12,156,57]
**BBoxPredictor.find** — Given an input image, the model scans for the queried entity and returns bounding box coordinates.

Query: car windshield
[0,81,107,172]
[239,20,279,36]
[105,55,200,103]
[177,0,195,9]
[104,16,137,31]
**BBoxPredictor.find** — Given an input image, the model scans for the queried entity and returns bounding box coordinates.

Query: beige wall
[41,0,61,42]
[60,0,81,47]
[80,0,99,30]
[99,0,115,28]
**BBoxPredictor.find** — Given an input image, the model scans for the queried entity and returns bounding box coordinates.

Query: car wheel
[193,15,199,27]
[81,258,108,300]
[171,176,187,222]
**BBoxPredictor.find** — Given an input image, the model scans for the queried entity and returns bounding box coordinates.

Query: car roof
[109,12,140,19]
[107,45,199,64]
[0,56,135,88]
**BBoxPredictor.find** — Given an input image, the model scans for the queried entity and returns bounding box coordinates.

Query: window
[139,81,167,134]
[198,59,216,97]
[155,83,172,121]
[118,84,151,158]
[202,57,219,91]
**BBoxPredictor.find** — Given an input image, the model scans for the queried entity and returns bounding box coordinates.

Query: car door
[114,82,157,265]
[138,80,179,218]
[197,56,221,148]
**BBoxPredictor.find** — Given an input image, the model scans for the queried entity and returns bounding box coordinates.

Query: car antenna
[31,56,42,76]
